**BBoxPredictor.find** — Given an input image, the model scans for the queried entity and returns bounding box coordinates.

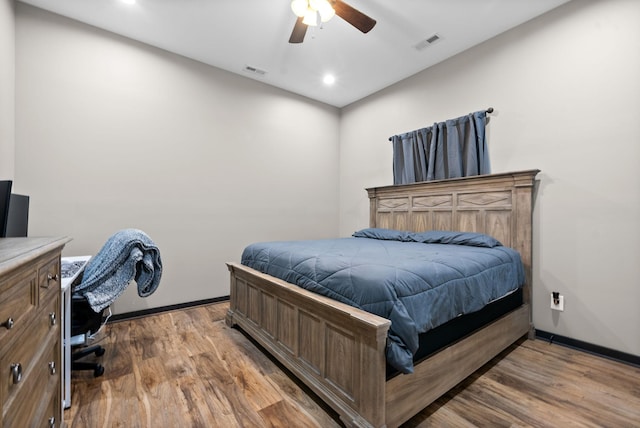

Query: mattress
[241,228,525,373]
[386,287,523,379]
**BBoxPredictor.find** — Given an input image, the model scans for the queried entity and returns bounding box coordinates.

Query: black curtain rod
[388,108,495,141]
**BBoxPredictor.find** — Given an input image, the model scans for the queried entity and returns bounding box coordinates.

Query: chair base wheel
[94,365,104,377]
[72,345,106,376]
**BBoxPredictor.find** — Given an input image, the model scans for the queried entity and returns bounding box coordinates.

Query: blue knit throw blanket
[74,229,162,312]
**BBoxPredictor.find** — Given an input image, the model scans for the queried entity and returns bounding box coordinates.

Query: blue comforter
[241,229,524,374]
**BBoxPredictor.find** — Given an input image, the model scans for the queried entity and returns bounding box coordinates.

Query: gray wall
[15,4,340,314]
[339,0,640,357]
[0,0,14,178]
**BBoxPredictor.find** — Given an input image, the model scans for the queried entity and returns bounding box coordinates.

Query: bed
[226,169,539,427]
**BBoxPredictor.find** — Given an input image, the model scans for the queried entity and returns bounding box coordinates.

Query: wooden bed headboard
[367,170,540,308]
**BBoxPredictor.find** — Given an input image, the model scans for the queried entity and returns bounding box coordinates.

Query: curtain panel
[390,111,490,185]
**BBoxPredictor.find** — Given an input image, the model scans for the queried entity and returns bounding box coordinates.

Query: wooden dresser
[0,237,70,428]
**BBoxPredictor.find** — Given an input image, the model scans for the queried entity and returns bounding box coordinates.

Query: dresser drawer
[0,266,37,345]
[2,335,60,427]
[1,295,59,405]
[39,390,61,428]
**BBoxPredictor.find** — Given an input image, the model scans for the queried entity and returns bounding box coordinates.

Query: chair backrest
[73,228,162,312]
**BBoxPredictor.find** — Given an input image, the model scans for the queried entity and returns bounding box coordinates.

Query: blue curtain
[390,111,490,185]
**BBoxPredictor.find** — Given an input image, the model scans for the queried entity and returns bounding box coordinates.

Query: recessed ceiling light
[121,0,136,5]
[323,74,336,85]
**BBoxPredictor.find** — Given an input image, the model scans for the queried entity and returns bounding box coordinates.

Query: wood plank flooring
[65,302,640,427]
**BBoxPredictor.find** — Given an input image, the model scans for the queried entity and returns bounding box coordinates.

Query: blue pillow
[352,228,413,242]
[410,230,502,248]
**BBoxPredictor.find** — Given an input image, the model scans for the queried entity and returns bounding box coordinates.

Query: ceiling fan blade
[332,0,376,34]
[289,17,308,43]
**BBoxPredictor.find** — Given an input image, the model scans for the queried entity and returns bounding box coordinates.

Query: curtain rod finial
[486,107,494,114]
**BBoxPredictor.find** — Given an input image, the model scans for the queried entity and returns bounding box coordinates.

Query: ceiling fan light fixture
[293,0,335,25]
[308,0,325,11]
[291,0,308,17]
[302,8,318,26]
[318,2,335,22]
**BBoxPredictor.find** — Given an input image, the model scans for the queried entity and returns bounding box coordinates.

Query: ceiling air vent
[243,65,268,77]
[414,33,441,51]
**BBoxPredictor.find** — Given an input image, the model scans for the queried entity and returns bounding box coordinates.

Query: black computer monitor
[6,193,29,237]
[0,180,12,237]
[0,180,30,237]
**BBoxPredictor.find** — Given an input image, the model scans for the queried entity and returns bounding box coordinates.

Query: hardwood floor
[65,302,640,427]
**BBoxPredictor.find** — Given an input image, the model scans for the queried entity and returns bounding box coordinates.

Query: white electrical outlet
[550,293,564,311]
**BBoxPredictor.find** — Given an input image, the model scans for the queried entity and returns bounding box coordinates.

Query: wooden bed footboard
[226,262,391,427]
[384,304,530,427]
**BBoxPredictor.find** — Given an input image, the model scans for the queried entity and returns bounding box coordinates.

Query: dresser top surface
[0,237,71,275]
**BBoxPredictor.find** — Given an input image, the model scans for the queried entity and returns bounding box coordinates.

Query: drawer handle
[50,312,56,326]
[48,416,56,428]
[10,363,22,384]
[1,317,14,330]
[49,361,56,375]
[42,273,59,289]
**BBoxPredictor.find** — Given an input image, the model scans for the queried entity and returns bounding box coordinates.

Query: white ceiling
[18,0,570,108]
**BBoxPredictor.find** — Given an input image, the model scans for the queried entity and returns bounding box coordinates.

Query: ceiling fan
[289,0,377,44]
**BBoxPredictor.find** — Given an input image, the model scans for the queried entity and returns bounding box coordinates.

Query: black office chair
[70,228,162,378]
[70,282,110,377]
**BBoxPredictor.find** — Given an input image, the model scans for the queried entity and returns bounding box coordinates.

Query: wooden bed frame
[226,170,539,427]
